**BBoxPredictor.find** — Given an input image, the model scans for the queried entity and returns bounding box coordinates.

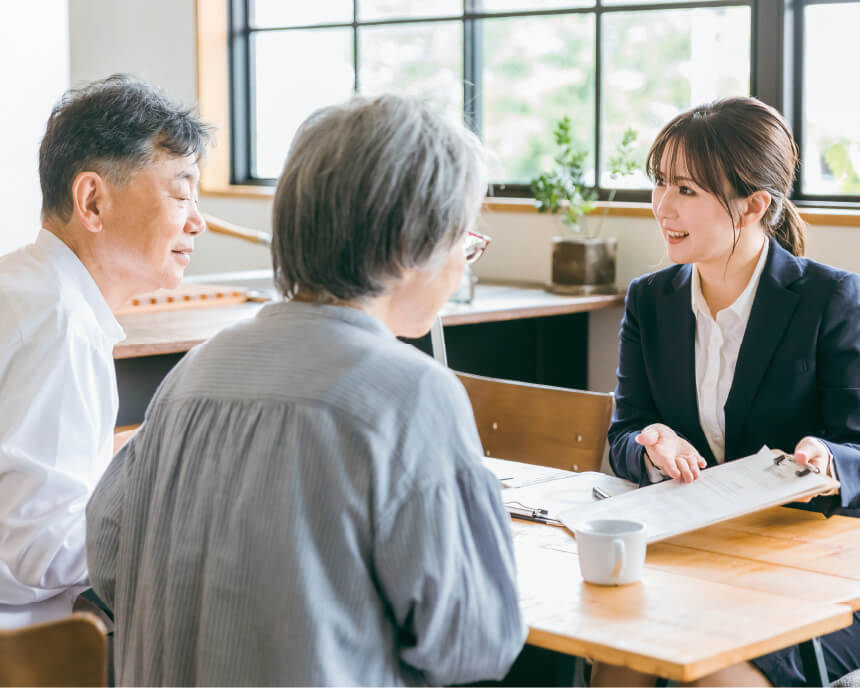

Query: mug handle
[611,539,626,577]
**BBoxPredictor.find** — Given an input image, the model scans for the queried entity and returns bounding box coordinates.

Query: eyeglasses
[464,230,492,264]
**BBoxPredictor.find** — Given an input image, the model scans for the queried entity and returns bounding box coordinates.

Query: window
[799,0,860,201]
[228,0,860,204]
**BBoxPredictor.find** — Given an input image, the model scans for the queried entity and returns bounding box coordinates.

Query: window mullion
[464,0,482,136]
[791,0,805,198]
[230,0,252,183]
[594,6,603,195]
[353,0,360,93]
[752,0,788,113]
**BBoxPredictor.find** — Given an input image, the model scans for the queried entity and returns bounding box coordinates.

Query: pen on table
[505,505,562,525]
[592,485,610,501]
[510,511,556,524]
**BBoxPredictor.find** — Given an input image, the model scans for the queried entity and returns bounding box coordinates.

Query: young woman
[599,97,860,687]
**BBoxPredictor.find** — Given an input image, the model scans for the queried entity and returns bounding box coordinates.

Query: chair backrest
[456,372,614,472]
[0,613,107,687]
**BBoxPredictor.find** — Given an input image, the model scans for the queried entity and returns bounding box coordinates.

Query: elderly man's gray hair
[272,94,488,302]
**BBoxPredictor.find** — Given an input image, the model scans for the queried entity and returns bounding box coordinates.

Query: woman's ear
[71,171,109,234]
[739,189,772,229]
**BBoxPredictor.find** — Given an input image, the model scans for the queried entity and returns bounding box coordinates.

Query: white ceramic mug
[573,519,647,585]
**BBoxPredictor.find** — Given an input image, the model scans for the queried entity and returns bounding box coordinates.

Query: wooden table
[489,460,859,683]
[112,284,624,425]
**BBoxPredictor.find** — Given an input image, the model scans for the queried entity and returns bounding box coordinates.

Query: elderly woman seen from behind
[86,95,527,686]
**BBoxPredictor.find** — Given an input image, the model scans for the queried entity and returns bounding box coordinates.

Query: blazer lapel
[657,265,715,464]
[724,239,802,458]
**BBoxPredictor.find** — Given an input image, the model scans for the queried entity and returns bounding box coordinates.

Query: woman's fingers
[794,436,831,475]
[685,456,700,481]
[674,454,702,482]
[676,458,694,483]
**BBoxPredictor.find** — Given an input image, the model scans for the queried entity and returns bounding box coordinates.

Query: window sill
[201,187,860,227]
[202,185,276,200]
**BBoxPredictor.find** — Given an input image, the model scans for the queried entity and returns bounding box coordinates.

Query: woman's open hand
[635,423,707,483]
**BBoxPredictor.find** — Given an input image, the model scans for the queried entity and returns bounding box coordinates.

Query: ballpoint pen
[509,511,557,524]
[592,485,610,500]
[505,503,563,525]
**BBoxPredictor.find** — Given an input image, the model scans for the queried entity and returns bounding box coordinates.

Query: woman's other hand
[793,436,832,475]
[635,423,707,483]
[792,436,834,502]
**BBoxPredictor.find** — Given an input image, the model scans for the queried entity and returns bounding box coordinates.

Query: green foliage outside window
[822,141,860,195]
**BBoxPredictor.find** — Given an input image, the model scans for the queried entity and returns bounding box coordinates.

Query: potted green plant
[531,117,639,294]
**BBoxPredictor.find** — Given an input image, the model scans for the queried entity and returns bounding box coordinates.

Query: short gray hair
[40,74,213,222]
[271,94,488,302]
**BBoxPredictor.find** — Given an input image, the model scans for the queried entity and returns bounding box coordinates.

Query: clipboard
[558,446,840,543]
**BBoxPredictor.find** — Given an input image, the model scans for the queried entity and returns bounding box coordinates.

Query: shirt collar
[691,237,770,324]
[35,229,126,344]
[258,299,397,341]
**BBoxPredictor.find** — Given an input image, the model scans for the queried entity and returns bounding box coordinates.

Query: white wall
[68,0,197,103]
[66,0,860,398]
[0,2,69,254]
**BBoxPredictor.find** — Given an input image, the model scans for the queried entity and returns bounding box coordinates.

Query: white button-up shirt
[0,229,124,628]
[691,240,769,463]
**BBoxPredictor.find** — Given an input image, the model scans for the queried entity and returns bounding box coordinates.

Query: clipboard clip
[773,453,821,477]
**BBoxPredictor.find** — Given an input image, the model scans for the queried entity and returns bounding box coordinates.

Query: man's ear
[71,171,109,234]
[739,189,771,229]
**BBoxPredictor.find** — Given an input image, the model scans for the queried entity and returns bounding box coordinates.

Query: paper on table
[504,472,636,520]
[558,446,841,543]
[482,456,577,488]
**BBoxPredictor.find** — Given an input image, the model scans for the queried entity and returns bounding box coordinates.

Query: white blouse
[644,240,769,482]
[0,230,124,628]
[691,239,769,463]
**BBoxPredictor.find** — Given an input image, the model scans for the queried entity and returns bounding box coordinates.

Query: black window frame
[228,0,859,206]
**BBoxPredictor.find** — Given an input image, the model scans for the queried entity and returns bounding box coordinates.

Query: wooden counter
[438,283,623,326]
[113,282,624,425]
[114,283,624,359]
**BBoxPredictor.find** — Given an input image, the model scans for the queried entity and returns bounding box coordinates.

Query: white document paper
[482,456,577,488]
[503,472,636,519]
[558,446,841,543]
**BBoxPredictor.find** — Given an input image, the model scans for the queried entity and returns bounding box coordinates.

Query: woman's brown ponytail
[771,197,806,257]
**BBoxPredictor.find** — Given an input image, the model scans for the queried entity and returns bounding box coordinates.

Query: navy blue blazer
[608,237,860,515]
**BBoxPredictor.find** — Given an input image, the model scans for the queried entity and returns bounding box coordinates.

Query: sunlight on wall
[0,2,69,255]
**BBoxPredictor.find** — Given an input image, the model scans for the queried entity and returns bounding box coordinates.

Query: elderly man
[0,74,211,627]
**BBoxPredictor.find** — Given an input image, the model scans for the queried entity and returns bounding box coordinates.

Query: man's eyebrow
[173,169,199,182]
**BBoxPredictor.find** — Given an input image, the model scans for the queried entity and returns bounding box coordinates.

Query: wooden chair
[456,372,614,472]
[0,613,107,687]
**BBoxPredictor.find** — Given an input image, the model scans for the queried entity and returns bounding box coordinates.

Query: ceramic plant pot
[549,235,618,295]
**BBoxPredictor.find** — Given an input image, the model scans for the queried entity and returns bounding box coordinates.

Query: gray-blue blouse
[87,300,526,686]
